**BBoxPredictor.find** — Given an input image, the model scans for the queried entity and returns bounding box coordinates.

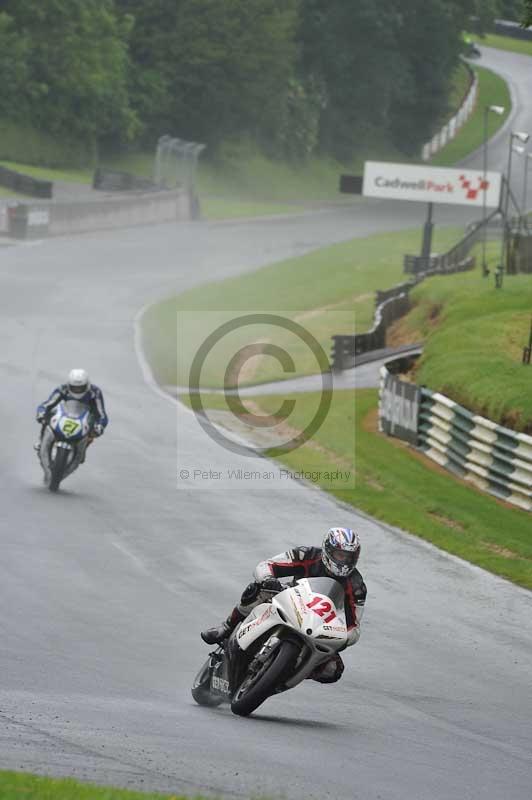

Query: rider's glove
[93,423,104,437]
[36,411,46,424]
[260,577,283,594]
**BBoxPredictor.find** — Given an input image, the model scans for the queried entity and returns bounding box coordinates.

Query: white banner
[363,161,502,208]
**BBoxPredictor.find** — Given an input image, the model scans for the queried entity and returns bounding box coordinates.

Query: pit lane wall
[379,362,532,512]
[1,189,193,238]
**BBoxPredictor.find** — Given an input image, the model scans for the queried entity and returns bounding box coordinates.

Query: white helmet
[322,527,361,578]
[67,368,90,397]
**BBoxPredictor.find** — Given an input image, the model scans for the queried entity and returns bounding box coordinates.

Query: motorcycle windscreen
[305,577,344,608]
[62,399,89,417]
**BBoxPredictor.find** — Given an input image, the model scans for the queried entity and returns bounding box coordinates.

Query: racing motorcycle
[191,577,348,717]
[38,399,93,492]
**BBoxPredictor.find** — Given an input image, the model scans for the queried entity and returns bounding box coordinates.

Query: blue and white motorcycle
[38,400,93,491]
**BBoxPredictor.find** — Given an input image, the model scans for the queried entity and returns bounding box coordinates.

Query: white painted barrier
[421,68,478,161]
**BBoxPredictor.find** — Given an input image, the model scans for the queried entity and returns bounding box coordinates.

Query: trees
[118,0,300,153]
[0,12,30,120]
[523,0,532,26]
[1,0,136,158]
[298,0,474,160]
[0,0,505,166]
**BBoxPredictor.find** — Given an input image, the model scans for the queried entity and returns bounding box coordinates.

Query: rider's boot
[201,607,244,645]
[80,437,94,465]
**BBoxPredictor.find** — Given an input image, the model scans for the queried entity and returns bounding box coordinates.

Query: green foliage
[0,1,137,161]
[0,0,513,166]
[497,0,527,21]
[523,0,532,25]
[297,0,478,160]
[0,769,188,799]
[119,0,300,154]
[0,120,96,168]
[399,259,532,432]
[429,65,511,165]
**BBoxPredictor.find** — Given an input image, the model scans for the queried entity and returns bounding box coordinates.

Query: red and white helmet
[322,527,361,578]
[67,368,90,397]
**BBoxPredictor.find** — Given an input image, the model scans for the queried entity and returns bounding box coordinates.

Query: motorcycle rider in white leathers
[201,527,366,683]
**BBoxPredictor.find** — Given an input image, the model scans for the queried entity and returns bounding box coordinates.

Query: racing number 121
[306,596,337,624]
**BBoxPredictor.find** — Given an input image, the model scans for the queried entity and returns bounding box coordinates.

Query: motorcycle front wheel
[231,639,299,717]
[49,447,69,492]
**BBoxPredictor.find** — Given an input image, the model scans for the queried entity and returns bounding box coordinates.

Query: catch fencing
[379,360,532,512]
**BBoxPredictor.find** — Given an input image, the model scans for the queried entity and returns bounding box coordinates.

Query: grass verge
[388,238,532,432]
[428,65,511,166]
[141,226,463,388]
[0,770,190,800]
[185,388,532,589]
[470,32,532,57]
[0,160,92,184]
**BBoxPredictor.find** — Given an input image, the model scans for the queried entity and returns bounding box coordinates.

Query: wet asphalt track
[1,46,532,800]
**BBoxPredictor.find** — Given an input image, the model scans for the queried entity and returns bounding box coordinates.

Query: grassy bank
[182,388,532,589]
[470,32,532,56]
[428,65,511,166]
[142,226,463,388]
[389,239,532,432]
[0,770,189,800]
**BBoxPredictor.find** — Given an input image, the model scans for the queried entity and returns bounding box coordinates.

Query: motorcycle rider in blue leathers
[35,368,108,458]
[201,527,367,684]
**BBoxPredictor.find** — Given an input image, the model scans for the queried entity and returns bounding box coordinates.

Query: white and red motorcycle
[191,577,348,717]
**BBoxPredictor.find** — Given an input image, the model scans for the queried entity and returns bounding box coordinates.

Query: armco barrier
[331,293,410,370]
[494,19,532,41]
[331,255,474,371]
[421,63,477,161]
[378,360,532,512]
[0,165,53,198]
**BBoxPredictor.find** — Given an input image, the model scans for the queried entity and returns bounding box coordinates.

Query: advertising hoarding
[363,161,501,208]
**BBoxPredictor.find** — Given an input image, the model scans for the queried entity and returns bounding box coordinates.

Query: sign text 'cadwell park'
[363,161,502,208]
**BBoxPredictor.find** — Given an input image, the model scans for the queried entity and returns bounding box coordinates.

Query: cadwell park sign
[363,161,502,208]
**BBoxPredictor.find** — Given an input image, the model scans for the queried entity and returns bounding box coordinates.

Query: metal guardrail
[404,209,498,274]
[493,19,532,41]
[331,255,475,371]
[378,360,532,512]
[421,63,477,161]
[331,293,410,371]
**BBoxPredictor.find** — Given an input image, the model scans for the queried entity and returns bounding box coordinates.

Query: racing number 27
[306,596,336,624]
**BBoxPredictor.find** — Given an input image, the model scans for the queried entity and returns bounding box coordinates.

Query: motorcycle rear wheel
[231,639,299,717]
[49,447,69,492]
